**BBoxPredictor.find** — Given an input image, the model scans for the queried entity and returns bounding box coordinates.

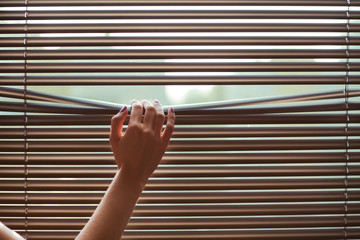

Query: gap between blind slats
[2,87,356,108]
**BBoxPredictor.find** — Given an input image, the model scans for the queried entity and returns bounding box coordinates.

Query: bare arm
[76,100,175,240]
[0,222,24,240]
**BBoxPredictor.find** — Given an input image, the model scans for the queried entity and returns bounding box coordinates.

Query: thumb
[110,105,128,142]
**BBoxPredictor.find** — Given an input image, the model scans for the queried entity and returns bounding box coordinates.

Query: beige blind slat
[1,37,357,47]
[1,126,359,138]
[1,165,358,177]
[1,152,358,165]
[1,178,359,191]
[1,203,357,217]
[3,215,360,230]
[2,76,357,85]
[0,0,355,6]
[0,190,358,204]
[0,24,352,34]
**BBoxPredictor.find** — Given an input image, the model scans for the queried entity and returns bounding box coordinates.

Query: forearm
[0,222,24,240]
[76,168,145,240]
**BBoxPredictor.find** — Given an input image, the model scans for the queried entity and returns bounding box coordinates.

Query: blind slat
[0,11,355,20]
[0,0,355,6]
[1,152,357,165]
[1,62,356,73]
[0,190,357,204]
[0,165,357,178]
[1,139,359,152]
[3,50,357,60]
[0,37,355,47]
[0,178,358,191]
[1,76,357,85]
[0,24,351,34]
[1,114,359,125]
[3,215,360,230]
[1,127,359,139]
[1,203,357,217]
[15,228,360,240]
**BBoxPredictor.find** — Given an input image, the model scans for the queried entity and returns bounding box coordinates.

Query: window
[0,0,359,239]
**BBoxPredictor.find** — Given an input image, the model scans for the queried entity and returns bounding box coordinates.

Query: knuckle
[156,112,165,120]
[132,104,142,111]
[143,129,154,138]
[109,135,116,144]
[146,106,156,114]
[129,122,142,132]
[111,115,118,123]
[167,123,175,131]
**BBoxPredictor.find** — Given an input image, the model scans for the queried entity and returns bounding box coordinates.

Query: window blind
[0,0,360,240]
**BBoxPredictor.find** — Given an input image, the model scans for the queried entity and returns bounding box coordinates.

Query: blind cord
[344,0,350,239]
[23,0,29,239]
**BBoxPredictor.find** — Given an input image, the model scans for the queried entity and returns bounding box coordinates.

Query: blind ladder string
[23,0,29,239]
[344,0,351,239]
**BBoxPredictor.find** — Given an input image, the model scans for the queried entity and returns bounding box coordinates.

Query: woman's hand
[109,100,175,187]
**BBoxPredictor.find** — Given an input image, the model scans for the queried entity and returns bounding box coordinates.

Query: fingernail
[154,99,160,104]
[170,107,174,113]
[120,105,127,113]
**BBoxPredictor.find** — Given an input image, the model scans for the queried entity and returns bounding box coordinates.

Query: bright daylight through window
[0,0,359,239]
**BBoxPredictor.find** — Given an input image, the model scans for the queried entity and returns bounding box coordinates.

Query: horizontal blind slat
[0,24,351,34]
[3,215,360,230]
[1,63,356,72]
[0,0,354,6]
[0,11,354,20]
[0,178,358,191]
[1,76,355,85]
[1,152,356,165]
[1,203,356,217]
[2,50,355,60]
[0,191,356,204]
[0,165,356,177]
[1,127,359,139]
[1,139,359,152]
[0,37,354,47]
[1,114,359,125]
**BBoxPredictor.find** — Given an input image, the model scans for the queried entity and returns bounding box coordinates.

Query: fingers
[142,100,156,131]
[162,107,175,143]
[110,105,128,142]
[129,100,143,125]
[153,100,165,134]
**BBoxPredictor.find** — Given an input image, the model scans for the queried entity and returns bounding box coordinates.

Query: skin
[0,100,175,240]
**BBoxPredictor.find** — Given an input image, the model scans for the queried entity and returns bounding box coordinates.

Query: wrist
[116,167,147,191]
